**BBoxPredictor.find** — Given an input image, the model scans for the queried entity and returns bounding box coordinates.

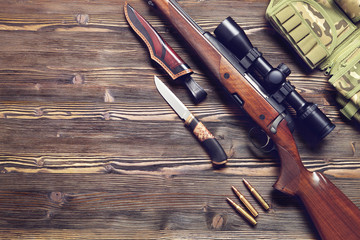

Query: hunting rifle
[145,0,360,239]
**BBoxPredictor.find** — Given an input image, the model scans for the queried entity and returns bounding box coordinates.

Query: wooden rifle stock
[148,0,360,239]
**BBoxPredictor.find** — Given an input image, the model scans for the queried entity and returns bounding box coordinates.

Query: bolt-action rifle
[145,0,360,239]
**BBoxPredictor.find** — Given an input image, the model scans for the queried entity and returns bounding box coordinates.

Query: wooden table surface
[0,0,359,239]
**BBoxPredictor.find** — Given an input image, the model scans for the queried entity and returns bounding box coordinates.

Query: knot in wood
[103,111,111,120]
[34,108,43,116]
[46,210,54,219]
[49,192,65,204]
[104,164,113,173]
[34,83,41,90]
[36,157,45,167]
[76,14,89,25]
[211,214,226,230]
[72,73,85,85]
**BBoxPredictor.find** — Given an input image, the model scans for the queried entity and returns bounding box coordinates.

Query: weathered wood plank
[0,0,359,239]
[1,152,360,179]
[0,174,358,239]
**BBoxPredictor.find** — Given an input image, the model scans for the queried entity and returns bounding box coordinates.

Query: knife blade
[124,2,207,103]
[155,76,227,166]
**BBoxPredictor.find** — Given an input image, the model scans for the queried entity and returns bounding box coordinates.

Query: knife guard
[124,3,207,103]
[185,114,228,166]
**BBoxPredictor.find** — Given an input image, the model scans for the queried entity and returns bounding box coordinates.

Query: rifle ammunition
[226,198,257,226]
[231,186,259,217]
[243,178,270,210]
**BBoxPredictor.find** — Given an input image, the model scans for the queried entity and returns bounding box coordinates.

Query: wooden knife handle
[185,114,227,166]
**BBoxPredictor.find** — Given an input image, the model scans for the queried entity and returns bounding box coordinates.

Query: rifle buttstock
[273,123,360,239]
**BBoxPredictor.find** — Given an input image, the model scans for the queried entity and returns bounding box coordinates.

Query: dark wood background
[0,0,359,239]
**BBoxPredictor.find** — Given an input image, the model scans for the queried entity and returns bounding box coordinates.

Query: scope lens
[214,17,253,60]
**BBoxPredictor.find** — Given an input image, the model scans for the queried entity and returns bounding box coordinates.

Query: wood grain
[0,0,359,239]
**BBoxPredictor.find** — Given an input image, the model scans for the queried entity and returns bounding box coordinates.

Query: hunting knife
[155,76,227,166]
[124,2,207,103]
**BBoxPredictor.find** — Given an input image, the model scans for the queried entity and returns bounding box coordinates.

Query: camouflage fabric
[337,94,360,122]
[266,0,356,69]
[324,34,360,75]
[330,51,360,119]
[331,60,360,98]
[266,0,360,122]
[294,1,352,49]
[334,0,360,23]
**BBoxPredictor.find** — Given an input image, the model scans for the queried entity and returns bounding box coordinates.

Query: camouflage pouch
[327,30,360,120]
[266,0,357,69]
[266,0,360,121]
[334,0,360,23]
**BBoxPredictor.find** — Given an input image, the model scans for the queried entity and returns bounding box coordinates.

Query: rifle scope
[214,17,335,143]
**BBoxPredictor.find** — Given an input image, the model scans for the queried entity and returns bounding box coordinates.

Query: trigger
[249,127,275,153]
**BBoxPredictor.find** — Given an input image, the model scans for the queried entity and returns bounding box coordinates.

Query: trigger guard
[249,127,276,153]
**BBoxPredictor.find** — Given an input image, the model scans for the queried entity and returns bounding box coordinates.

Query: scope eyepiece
[299,103,335,141]
[214,16,335,144]
[287,91,335,143]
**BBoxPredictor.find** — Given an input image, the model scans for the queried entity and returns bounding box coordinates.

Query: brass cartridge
[226,198,257,226]
[243,178,270,210]
[231,186,259,217]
